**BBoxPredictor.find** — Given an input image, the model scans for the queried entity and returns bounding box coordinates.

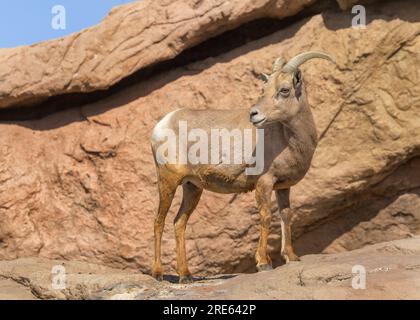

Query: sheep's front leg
[255,176,274,271]
[275,188,300,263]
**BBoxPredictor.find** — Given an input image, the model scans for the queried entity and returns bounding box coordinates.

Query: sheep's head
[249,51,335,127]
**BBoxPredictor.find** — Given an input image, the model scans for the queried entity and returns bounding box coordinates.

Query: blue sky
[0,0,136,48]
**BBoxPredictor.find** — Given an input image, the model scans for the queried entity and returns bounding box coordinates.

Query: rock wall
[0,0,419,276]
[0,0,319,110]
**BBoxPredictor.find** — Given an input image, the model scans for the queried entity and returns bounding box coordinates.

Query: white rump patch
[151,109,181,144]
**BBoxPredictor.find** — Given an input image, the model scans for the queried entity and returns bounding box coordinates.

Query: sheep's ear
[293,69,302,99]
[260,73,270,82]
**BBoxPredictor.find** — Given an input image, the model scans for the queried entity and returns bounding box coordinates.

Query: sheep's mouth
[251,117,267,127]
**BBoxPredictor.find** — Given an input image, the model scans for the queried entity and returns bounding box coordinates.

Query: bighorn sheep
[151,51,335,283]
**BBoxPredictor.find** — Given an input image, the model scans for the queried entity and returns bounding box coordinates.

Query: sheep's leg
[174,182,203,284]
[276,189,300,262]
[152,178,178,281]
[255,176,274,271]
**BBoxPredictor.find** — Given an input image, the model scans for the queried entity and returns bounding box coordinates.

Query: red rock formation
[0,0,419,277]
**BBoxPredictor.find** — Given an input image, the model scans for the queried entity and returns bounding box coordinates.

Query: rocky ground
[0,0,419,304]
[1,237,419,300]
[0,0,419,278]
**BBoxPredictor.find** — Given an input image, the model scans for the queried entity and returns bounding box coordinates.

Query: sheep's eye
[277,87,290,98]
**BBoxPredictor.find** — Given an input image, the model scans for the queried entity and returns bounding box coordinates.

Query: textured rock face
[0,0,420,278]
[0,0,318,110]
[1,238,419,300]
[0,257,155,300]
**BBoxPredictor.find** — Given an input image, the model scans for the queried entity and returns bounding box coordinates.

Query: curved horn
[272,57,286,73]
[282,51,335,73]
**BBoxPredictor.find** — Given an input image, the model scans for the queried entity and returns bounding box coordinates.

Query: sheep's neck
[283,106,318,158]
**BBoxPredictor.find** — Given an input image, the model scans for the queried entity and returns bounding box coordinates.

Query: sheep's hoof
[152,272,164,282]
[283,253,300,263]
[257,264,273,272]
[179,274,194,284]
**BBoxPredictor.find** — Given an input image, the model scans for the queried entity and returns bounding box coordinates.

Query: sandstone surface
[0,0,419,278]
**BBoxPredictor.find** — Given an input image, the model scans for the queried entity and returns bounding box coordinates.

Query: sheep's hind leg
[174,182,203,284]
[152,178,178,281]
[276,189,300,263]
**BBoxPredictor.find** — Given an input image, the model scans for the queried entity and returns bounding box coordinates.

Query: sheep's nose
[249,107,260,120]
